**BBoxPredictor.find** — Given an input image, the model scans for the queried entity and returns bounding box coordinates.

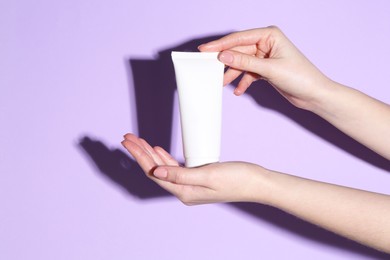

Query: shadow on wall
[78,34,390,259]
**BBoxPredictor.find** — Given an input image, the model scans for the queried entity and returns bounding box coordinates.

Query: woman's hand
[199,26,332,111]
[121,133,390,252]
[121,133,272,205]
[200,26,390,160]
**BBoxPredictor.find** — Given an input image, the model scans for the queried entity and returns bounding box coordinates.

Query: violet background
[1,0,390,259]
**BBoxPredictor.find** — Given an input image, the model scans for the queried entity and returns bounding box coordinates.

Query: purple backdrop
[1,0,389,259]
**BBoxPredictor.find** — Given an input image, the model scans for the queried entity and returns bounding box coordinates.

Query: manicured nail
[218,51,234,64]
[234,88,242,95]
[154,168,168,178]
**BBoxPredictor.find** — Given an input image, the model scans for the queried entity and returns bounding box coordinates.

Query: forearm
[259,170,390,252]
[310,81,390,159]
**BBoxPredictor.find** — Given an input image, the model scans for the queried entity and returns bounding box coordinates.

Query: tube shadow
[127,34,227,151]
[78,33,390,258]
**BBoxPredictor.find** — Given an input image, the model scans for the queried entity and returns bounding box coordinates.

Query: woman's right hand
[199,26,332,111]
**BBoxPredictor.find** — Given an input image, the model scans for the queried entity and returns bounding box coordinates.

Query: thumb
[153,166,205,186]
[218,50,271,78]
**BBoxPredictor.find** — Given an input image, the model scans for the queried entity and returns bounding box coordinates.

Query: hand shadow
[79,136,170,198]
[78,33,390,258]
[244,79,390,172]
[78,136,389,259]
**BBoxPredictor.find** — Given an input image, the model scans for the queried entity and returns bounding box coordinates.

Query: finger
[198,27,272,52]
[121,136,185,195]
[153,166,206,186]
[121,140,157,175]
[138,138,165,165]
[123,133,164,165]
[154,146,180,166]
[230,45,257,55]
[123,133,145,147]
[234,72,260,95]
[218,50,271,79]
[201,44,255,56]
[223,67,243,86]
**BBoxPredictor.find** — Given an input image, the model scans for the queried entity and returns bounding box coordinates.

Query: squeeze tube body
[171,51,224,167]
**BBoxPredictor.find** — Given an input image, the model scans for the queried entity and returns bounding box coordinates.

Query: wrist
[306,78,341,115]
[251,168,303,209]
[248,165,280,206]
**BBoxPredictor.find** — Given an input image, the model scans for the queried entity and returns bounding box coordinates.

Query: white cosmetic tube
[171,51,224,167]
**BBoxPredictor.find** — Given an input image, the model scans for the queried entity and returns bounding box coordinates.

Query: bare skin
[122,26,390,253]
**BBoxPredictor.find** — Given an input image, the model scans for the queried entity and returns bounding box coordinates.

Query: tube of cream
[171,51,224,167]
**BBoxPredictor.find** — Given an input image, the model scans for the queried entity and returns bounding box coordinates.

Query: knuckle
[178,194,191,205]
[238,55,252,69]
[174,172,184,184]
[236,55,244,67]
[177,192,197,206]
[268,25,283,37]
[267,25,280,31]
[182,201,194,206]
[230,31,244,45]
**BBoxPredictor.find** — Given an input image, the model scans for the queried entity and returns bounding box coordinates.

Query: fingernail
[154,168,168,178]
[234,88,242,95]
[197,44,205,50]
[218,51,233,64]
